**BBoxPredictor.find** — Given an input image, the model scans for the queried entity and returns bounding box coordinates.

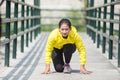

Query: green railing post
[34,0,40,38]
[102,0,107,53]
[21,0,25,52]
[86,10,90,36]
[0,13,1,38]
[37,0,40,35]
[93,9,97,43]
[38,0,41,33]
[86,0,92,36]
[86,10,89,35]
[90,12,93,38]
[97,8,101,48]
[86,0,90,36]
[86,0,89,35]
[38,7,41,33]
[118,10,120,67]
[109,0,114,59]
[90,0,94,41]
[34,0,37,39]
[13,2,18,58]
[26,6,29,47]
[5,1,11,66]
[30,8,33,42]
[90,0,94,7]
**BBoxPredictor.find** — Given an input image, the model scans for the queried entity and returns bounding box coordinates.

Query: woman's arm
[75,33,89,74]
[42,30,56,74]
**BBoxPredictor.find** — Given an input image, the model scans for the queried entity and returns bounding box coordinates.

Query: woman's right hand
[42,64,51,74]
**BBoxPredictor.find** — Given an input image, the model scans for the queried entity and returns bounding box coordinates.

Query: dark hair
[58,18,71,28]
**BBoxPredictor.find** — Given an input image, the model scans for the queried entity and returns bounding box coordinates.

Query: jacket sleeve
[45,32,56,64]
[74,33,86,65]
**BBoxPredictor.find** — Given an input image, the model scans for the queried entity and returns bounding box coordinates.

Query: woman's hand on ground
[80,65,89,74]
[42,64,51,74]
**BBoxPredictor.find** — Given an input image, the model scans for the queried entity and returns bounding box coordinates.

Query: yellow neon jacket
[45,26,86,65]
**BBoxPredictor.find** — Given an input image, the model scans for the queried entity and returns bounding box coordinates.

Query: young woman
[42,18,88,74]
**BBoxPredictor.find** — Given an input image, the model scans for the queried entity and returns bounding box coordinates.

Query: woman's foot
[63,64,72,73]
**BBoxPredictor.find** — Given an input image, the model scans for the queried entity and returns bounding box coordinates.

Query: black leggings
[52,44,76,72]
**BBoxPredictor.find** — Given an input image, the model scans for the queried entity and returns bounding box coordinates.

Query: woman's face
[59,23,71,38]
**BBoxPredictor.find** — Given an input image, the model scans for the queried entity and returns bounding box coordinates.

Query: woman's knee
[55,64,64,72]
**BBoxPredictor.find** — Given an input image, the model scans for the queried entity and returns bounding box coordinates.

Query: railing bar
[2,16,85,24]
[0,25,40,45]
[86,17,119,23]
[41,9,85,11]
[86,1,120,10]
[2,16,41,23]
[86,25,118,42]
[7,0,40,9]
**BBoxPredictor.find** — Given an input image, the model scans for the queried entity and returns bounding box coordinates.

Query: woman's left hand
[80,65,89,74]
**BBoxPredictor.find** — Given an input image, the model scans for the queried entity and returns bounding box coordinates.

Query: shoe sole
[63,70,71,74]
[64,72,71,74]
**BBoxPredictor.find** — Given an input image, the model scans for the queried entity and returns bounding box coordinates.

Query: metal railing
[86,0,120,67]
[0,0,86,67]
[0,0,40,67]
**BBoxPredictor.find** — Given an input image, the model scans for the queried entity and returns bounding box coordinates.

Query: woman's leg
[52,48,64,72]
[63,44,76,64]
